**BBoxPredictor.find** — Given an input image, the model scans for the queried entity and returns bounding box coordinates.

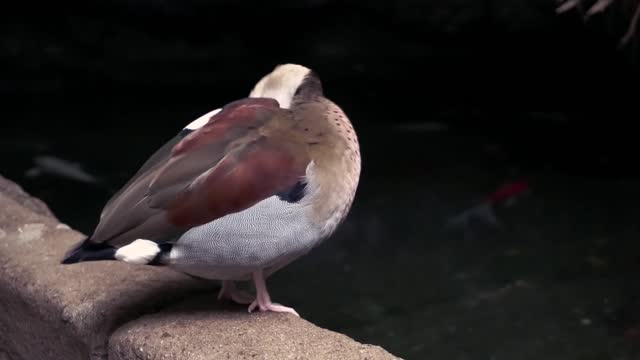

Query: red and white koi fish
[446,180,530,229]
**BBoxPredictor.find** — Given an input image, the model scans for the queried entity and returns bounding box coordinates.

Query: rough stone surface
[0,175,400,360]
[109,295,398,360]
[0,175,58,220]
[0,178,215,359]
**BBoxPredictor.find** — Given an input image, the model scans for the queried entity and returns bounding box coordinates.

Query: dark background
[3,1,640,359]
[3,0,639,177]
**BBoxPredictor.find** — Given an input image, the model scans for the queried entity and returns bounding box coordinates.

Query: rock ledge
[0,175,399,360]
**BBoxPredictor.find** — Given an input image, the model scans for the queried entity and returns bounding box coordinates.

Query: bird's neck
[302,98,361,237]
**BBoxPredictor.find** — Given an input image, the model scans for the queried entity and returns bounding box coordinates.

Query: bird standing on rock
[61,64,361,316]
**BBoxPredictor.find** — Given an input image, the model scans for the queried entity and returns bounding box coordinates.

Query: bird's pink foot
[247,270,299,317]
[248,298,299,316]
[217,280,254,305]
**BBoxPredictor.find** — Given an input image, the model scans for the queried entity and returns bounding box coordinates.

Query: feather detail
[82,97,311,247]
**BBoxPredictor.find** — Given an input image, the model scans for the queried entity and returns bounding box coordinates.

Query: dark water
[3,115,640,359]
[4,0,640,358]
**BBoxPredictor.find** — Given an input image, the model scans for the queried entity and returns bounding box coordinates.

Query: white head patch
[248,64,311,109]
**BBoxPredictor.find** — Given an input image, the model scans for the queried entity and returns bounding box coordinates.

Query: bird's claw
[248,299,299,317]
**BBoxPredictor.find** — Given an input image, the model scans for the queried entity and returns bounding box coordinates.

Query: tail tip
[60,239,86,264]
[60,238,115,264]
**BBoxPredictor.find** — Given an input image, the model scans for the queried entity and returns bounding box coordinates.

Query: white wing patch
[185,108,222,130]
[114,239,161,264]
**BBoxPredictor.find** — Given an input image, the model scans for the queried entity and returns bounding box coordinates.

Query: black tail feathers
[61,237,116,264]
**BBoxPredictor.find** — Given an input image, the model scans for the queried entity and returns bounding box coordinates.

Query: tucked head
[249,63,322,109]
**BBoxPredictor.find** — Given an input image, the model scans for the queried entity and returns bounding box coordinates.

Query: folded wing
[89,97,310,247]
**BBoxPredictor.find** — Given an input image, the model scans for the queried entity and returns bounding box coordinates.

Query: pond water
[2,110,639,359]
[4,3,639,355]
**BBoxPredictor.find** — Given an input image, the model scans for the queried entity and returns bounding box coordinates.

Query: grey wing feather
[101,133,184,218]
[92,132,190,246]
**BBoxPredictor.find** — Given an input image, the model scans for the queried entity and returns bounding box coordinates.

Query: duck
[61,63,361,316]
